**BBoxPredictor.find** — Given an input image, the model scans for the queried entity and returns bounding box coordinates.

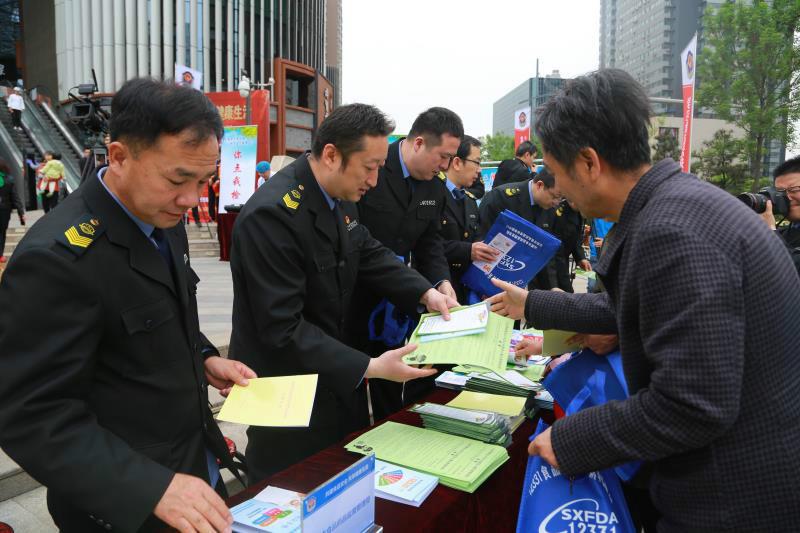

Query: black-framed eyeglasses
[463,158,482,166]
[776,185,800,195]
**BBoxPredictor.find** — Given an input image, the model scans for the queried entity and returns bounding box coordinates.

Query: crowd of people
[0,68,798,533]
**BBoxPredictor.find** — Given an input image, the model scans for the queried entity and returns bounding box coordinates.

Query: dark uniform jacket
[777,223,800,278]
[228,155,432,477]
[437,173,481,302]
[0,175,230,533]
[479,180,558,289]
[524,159,800,531]
[492,157,531,189]
[0,173,24,213]
[348,139,451,348]
[551,200,586,292]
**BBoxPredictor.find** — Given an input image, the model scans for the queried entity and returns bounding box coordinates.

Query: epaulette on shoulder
[504,187,521,197]
[464,190,476,200]
[437,171,446,182]
[279,183,305,214]
[55,213,105,256]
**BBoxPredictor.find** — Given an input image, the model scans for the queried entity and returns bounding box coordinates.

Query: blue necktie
[452,188,466,201]
[151,228,173,267]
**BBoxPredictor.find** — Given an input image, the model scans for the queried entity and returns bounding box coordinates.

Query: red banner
[205,90,270,165]
[678,35,697,173]
[679,85,694,172]
[514,107,531,150]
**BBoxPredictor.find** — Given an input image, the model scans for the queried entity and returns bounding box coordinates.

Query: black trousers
[0,209,10,256]
[207,185,217,221]
[10,109,21,128]
[42,192,59,213]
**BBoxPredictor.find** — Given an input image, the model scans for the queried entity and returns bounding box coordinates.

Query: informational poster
[174,63,203,91]
[219,126,258,213]
[513,107,531,150]
[679,34,697,173]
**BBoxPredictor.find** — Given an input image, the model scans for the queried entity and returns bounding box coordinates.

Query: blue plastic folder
[462,209,561,297]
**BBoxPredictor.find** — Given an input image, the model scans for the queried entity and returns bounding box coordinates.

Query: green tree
[697,0,800,191]
[692,129,749,193]
[480,133,515,162]
[652,129,681,162]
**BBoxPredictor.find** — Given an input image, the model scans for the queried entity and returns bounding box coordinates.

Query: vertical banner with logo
[174,63,203,91]
[514,107,531,150]
[219,126,258,213]
[679,34,698,173]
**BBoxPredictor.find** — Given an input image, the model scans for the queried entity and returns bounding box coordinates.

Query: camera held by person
[753,156,800,277]
[737,186,790,215]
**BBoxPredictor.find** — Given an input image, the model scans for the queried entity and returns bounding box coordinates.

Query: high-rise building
[17,0,341,101]
[492,71,567,137]
[599,0,707,115]
[599,0,784,174]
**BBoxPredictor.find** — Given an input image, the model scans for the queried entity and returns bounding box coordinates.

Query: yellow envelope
[446,391,526,417]
[217,374,318,427]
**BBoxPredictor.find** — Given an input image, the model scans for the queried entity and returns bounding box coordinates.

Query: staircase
[3,212,219,260]
[0,105,41,161]
[35,102,82,172]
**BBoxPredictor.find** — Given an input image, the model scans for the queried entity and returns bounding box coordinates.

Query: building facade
[599,0,784,174]
[492,71,567,137]
[19,0,341,102]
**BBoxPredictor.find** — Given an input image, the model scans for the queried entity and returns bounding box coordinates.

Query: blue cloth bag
[367,255,417,347]
[543,349,641,482]
[515,349,638,533]
[515,419,636,533]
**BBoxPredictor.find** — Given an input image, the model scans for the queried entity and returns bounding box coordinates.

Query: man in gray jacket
[490,69,800,531]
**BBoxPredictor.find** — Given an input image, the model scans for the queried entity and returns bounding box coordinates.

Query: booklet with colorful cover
[373,460,438,507]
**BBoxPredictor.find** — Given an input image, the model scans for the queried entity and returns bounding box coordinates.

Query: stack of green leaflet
[464,369,541,398]
[345,421,508,493]
[409,403,512,446]
[403,305,514,374]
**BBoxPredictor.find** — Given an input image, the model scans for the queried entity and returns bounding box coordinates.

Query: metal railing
[39,101,83,157]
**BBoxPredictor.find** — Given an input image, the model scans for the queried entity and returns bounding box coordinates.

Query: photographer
[759,155,800,277]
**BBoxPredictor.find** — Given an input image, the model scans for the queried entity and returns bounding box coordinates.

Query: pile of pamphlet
[409,402,514,446]
[414,301,490,342]
[346,421,508,493]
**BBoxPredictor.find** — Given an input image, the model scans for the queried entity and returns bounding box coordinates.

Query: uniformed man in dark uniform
[479,168,563,290]
[349,107,464,420]
[437,135,499,301]
[0,158,25,264]
[551,199,592,292]
[0,79,256,533]
[228,103,457,483]
[492,140,536,189]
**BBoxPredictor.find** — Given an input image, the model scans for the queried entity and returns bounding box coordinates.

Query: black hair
[516,140,537,158]
[408,107,464,147]
[110,78,223,152]
[311,103,395,166]
[533,166,555,188]
[456,135,482,160]
[53,152,62,160]
[773,155,800,181]
[535,68,652,171]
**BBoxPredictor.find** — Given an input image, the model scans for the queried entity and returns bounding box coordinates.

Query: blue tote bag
[516,350,637,533]
[543,349,641,482]
[516,419,636,533]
